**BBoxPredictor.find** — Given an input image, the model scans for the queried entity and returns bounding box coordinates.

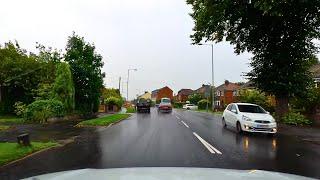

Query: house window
[221,91,224,96]
[216,91,220,96]
[233,90,238,96]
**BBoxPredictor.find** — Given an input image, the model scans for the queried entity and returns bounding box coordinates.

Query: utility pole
[118,77,121,94]
[127,68,137,101]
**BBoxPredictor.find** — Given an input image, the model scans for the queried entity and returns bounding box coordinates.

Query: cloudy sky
[0,0,253,100]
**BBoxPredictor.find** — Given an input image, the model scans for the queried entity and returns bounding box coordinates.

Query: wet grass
[0,125,10,131]
[0,142,58,166]
[76,114,131,127]
[0,116,25,125]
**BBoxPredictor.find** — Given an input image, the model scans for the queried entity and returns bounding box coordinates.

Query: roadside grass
[0,142,58,166]
[76,114,131,127]
[194,109,223,116]
[0,125,10,131]
[126,107,136,113]
[0,116,25,125]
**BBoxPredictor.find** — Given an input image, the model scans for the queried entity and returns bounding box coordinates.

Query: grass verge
[0,142,58,166]
[193,109,223,116]
[0,116,24,124]
[0,125,10,131]
[76,114,131,127]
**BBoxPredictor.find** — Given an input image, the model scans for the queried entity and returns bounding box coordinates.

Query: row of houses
[138,80,241,109]
[137,64,320,109]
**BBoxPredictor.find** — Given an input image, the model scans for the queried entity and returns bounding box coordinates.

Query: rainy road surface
[1,108,320,179]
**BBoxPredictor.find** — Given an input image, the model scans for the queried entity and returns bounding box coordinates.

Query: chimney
[225,80,230,86]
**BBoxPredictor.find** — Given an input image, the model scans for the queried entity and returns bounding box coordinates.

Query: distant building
[311,64,320,88]
[177,89,194,102]
[194,84,211,98]
[151,86,173,102]
[215,80,240,109]
[137,91,151,100]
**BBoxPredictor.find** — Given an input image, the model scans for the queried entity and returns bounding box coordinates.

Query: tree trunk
[275,95,289,120]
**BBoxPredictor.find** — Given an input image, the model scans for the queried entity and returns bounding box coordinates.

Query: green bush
[188,93,202,104]
[173,102,184,108]
[126,107,136,113]
[13,102,27,117]
[281,112,312,126]
[24,99,65,123]
[198,99,211,110]
[105,97,123,108]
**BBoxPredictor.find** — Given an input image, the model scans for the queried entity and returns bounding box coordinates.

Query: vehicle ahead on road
[136,98,151,113]
[183,104,198,110]
[158,98,172,113]
[222,103,277,134]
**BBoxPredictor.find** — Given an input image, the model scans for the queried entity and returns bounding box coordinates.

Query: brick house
[177,89,194,102]
[310,64,320,125]
[311,64,320,88]
[151,86,173,102]
[195,84,211,98]
[215,80,240,109]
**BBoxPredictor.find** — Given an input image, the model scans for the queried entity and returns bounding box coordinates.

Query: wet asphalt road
[1,108,320,179]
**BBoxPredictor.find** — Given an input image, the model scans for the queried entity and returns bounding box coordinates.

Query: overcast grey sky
[0,0,254,100]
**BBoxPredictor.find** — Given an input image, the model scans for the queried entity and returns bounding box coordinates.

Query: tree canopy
[187,0,320,116]
[65,33,105,114]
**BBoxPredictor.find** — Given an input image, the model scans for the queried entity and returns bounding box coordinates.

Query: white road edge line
[193,132,222,154]
[175,115,180,119]
[181,121,189,128]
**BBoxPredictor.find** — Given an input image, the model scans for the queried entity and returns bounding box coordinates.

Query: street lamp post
[199,43,215,111]
[127,68,137,101]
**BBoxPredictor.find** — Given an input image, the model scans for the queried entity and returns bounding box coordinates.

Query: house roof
[216,81,240,91]
[178,89,193,95]
[310,64,320,78]
[240,81,255,89]
[152,86,173,94]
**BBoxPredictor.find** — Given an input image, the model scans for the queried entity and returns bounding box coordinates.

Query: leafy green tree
[188,93,202,104]
[0,42,43,113]
[64,33,105,114]
[52,63,75,112]
[187,0,320,118]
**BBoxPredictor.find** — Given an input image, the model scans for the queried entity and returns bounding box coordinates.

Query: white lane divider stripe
[175,115,180,119]
[193,132,222,154]
[181,121,189,128]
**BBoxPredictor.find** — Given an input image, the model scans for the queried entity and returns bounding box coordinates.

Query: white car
[222,103,277,134]
[183,104,198,110]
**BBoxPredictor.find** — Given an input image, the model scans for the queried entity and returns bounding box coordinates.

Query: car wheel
[187,108,190,110]
[222,118,227,128]
[236,122,242,134]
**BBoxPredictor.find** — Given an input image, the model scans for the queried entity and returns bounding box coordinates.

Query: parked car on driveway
[222,103,277,134]
[183,104,198,110]
[158,98,172,113]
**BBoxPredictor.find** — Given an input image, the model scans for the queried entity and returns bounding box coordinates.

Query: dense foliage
[239,89,274,112]
[65,33,105,115]
[188,93,202,105]
[0,42,61,114]
[105,97,123,108]
[291,87,320,115]
[52,63,75,112]
[198,99,210,110]
[24,99,65,123]
[281,111,312,126]
[187,0,320,117]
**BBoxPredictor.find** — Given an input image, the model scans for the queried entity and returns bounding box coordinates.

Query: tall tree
[52,63,75,112]
[64,33,105,114]
[0,42,43,113]
[187,0,320,117]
